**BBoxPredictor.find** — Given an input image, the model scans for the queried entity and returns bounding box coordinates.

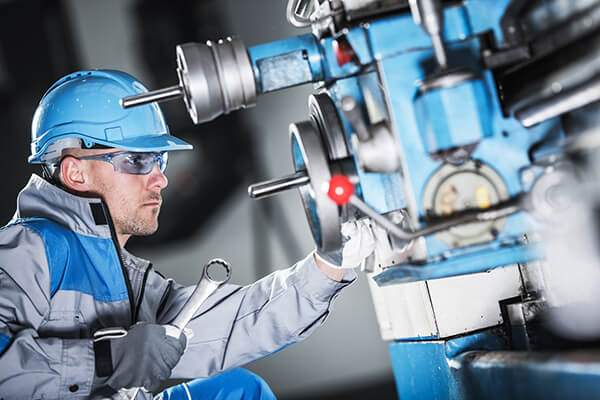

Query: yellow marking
[476,186,491,209]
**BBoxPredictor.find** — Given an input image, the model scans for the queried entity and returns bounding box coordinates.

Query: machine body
[123,0,600,397]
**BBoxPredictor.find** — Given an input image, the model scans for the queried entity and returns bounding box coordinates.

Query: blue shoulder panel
[0,332,10,355]
[17,218,128,302]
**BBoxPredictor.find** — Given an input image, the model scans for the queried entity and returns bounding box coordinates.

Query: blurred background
[0,0,397,398]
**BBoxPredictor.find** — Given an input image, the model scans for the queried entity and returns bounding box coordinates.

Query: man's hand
[315,219,376,281]
[102,322,186,392]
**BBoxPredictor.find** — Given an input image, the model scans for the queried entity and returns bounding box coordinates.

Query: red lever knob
[332,39,354,67]
[328,175,355,205]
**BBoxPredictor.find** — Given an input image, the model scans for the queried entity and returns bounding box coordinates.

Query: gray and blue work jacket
[0,174,354,399]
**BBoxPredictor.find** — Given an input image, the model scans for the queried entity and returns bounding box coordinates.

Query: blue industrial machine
[122,0,600,398]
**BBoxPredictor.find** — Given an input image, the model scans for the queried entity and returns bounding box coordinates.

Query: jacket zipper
[135,263,153,322]
[100,201,136,325]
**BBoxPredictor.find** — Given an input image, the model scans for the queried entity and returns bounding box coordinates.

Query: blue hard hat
[29,69,193,164]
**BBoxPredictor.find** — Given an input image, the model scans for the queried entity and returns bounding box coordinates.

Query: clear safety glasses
[75,151,168,175]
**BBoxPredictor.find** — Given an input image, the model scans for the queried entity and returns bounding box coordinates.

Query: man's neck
[117,233,130,249]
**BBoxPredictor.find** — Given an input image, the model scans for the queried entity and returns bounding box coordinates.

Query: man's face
[77,149,169,239]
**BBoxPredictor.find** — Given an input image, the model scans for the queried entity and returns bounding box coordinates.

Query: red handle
[327,175,355,205]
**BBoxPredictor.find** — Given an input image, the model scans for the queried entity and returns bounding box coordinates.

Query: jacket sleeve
[0,224,95,399]
[152,252,356,379]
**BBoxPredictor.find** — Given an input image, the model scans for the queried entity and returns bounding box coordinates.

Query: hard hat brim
[110,134,194,153]
[29,133,193,164]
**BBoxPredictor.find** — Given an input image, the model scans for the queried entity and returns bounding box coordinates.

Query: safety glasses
[75,151,168,175]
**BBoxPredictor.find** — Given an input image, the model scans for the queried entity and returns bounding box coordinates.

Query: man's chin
[136,224,159,237]
[128,220,159,237]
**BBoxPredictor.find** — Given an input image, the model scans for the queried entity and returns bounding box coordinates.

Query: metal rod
[120,85,184,109]
[349,194,523,241]
[410,0,448,69]
[248,171,310,199]
[349,196,415,240]
[431,34,448,69]
[515,75,600,128]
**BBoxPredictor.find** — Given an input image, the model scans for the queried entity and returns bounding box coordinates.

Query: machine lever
[120,85,184,108]
[327,175,523,241]
[248,171,310,199]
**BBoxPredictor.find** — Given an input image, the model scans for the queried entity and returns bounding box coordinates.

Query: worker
[0,70,375,399]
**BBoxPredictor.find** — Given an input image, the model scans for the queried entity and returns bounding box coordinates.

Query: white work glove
[317,219,376,268]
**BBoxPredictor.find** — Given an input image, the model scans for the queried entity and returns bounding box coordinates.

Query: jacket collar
[12,174,112,239]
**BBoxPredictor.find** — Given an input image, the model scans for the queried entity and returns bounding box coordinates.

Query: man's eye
[127,155,143,165]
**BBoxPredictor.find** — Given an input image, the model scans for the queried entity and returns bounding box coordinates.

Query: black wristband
[93,339,114,377]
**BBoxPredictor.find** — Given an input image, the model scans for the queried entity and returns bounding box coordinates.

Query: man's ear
[60,156,89,191]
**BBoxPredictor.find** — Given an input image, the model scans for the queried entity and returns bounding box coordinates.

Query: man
[0,70,374,399]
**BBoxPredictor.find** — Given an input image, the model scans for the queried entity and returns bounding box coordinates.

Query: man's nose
[149,163,168,190]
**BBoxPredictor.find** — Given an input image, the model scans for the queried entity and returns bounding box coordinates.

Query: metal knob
[248,171,310,199]
[121,37,257,125]
[120,85,184,108]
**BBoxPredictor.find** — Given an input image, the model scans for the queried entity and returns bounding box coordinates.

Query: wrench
[126,258,232,399]
[166,258,232,337]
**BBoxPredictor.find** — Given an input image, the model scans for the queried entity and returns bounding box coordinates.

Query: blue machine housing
[116,0,600,397]
[414,77,492,153]
[232,1,600,398]
[246,1,558,284]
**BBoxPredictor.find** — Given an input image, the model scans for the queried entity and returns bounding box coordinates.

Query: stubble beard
[95,180,161,237]
[116,209,159,237]
[107,194,161,238]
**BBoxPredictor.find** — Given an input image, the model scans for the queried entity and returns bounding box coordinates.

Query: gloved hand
[102,322,187,392]
[317,219,376,268]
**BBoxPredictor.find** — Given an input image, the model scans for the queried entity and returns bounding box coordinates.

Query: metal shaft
[349,193,523,241]
[349,195,415,240]
[120,85,184,108]
[409,0,447,69]
[515,75,600,128]
[430,34,448,69]
[248,171,310,199]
